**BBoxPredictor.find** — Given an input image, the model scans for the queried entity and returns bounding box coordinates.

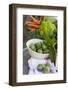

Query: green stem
[49,46,56,65]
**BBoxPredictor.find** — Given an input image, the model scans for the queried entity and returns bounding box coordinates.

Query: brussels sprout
[35,42,42,50]
[37,63,51,73]
[37,64,43,71]
[29,44,36,52]
[42,43,47,50]
[43,67,50,73]
[43,65,50,73]
[29,42,49,54]
[37,64,45,72]
[37,49,43,53]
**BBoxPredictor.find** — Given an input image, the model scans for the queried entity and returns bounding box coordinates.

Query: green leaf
[48,47,56,64]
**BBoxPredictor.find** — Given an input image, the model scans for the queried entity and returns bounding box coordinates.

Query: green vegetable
[37,63,51,73]
[37,49,43,53]
[35,42,42,50]
[42,43,47,50]
[29,42,49,54]
[43,66,50,73]
[29,44,36,52]
[48,46,56,64]
[37,64,45,71]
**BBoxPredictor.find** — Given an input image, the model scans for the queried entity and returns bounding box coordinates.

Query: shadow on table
[23,48,31,75]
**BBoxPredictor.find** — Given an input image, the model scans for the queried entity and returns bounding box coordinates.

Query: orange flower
[25,16,41,32]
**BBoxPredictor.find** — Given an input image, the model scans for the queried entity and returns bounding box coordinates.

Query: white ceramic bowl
[26,39,49,59]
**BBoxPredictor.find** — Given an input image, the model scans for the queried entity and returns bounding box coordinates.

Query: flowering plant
[25,16,57,64]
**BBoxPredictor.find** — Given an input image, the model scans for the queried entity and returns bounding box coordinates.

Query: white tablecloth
[28,57,57,75]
